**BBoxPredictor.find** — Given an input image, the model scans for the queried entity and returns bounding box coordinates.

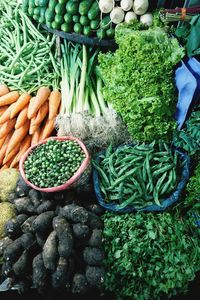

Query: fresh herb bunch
[99,27,184,142]
[173,110,200,156]
[103,212,200,300]
[24,139,86,188]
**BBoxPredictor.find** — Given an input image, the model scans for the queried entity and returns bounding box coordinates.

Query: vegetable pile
[24,139,86,188]
[0,176,105,294]
[99,26,184,142]
[0,1,59,93]
[103,212,200,300]
[0,85,60,170]
[93,141,182,209]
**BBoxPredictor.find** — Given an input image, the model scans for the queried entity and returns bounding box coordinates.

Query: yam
[42,231,58,271]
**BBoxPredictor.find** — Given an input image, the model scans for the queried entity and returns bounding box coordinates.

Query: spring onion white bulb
[120,0,133,11]
[110,7,125,24]
[140,13,153,26]
[125,11,137,23]
[99,0,114,14]
[133,0,149,15]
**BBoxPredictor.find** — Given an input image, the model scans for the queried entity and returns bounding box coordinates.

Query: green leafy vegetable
[103,212,200,300]
[99,27,184,142]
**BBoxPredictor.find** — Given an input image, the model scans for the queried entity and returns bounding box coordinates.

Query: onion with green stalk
[56,41,130,152]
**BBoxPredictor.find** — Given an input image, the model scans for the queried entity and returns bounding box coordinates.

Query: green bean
[160,170,173,195]
[153,172,167,206]
[153,164,174,176]
[108,167,140,190]
[117,192,140,209]
[93,162,110,187]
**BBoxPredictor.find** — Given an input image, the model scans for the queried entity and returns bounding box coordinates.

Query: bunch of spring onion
[0,0,60,93]
[56,40,130,151]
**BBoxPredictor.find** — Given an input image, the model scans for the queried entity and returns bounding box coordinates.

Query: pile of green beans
[24,139,86,188]
[0,1,60,93]
[93,141,180,209]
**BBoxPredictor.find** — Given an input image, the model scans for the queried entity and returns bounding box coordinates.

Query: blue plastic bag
[93,147,190,213]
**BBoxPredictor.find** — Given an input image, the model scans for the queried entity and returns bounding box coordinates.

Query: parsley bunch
[99,27,184,142]
[103,212,200,300]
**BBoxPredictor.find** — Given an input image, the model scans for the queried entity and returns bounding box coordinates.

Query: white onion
[110,7,125,24]
[133,0,149,15]
[140,13,153,26]
[120,0,133,11]
[124,11,137,23]
[99,0,114,14]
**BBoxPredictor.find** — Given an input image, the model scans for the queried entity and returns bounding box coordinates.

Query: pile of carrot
[0,84,61,170]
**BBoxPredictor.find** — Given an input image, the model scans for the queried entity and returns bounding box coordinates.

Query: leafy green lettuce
[99,27,184,142]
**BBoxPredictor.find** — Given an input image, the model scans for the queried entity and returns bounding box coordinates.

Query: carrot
[28,87,50,119]
[0,164,9,170]
[0,135,7,149]
[0,106,8,117]
[0,84,9,97]
[6,120,30,155]
[0,91,19,106]
[49,90,61,120]
[0,131,13,165]
[18,134,32,159]
[10,93,31,119]
[15,105,28,129]
[29,119,39,135]
[27,97,37,119]
[0,118,16,139]
[3,144,20,165]
[0,103,16,124]
[40,117,55,140]
[32,101,49,126]
[31,127,41,146]
[10,155,19,168]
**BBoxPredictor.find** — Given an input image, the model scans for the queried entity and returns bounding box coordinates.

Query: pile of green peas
[24,139,86,188]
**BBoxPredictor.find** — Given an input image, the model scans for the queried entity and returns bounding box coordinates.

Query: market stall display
[0,0,200,299]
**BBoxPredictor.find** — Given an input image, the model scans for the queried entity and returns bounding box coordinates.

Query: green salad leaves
[99,27,184,142]
[103,212,200,300]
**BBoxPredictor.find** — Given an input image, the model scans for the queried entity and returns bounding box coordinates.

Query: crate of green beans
[93,141,190,213]
[19,136,91,192]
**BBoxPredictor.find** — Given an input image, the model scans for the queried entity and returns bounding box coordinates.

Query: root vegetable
[37,200,54,214]
[21,216,37,233]
[87,212,104,229]
[0,84,9,97]
[0,91,19,106]
[32,253,49,294]
[53,217,73,258]
[72,223,90,239]
[15,105,28,129]
[32,101,49,126]
[59,204,89,224]
[110,7,125,24]
[99,0,114,13]
[28,189,41,207]
[72,273,88,294]
[16,175,31,197]
[2,261,13,277]
[51,257,69,289]
[0,118,16,139]
[3,238,23,261]
[19,233,35,250]
[10,93,31,119]
[86,204,104,216]
[32,211,55,233]
[140,13,153,26]
[0,237,13,256]
[31,127,41,146]
[125,11,137,23]
[36,232,47,248]
[14,197,35,214]
[42,231,58,271]
[28,87,51,119]
[49,90,61,120]
[13,250,30,276]
[0,103,16,125]
[133,0,149,15]
[88,229,103,247]
[83,247,105,266]
[120,0,133,11]
[4,215,26,238]
[39,117,55,140]
[85,266,105,287]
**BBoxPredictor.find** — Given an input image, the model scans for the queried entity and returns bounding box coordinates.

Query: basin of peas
[19,137,90,192]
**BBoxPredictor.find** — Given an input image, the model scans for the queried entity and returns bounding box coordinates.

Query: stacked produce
[0,84,61,170]
[0,176,105,294]
[0,1,59,93]
[93,141,184,210]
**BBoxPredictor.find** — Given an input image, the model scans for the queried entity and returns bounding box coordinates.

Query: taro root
[36,232,47,248]
[72,223,90,240]
[14,197,35,214]
[28,189,41,208]
[85,266,105,287]
[19,233,35,250]
[15,175,31,197]
[2,261,13,277]
[87,212,104,229]
[87,229,103,247]
[53,217,73,258]
[83,247,105,266]
[59,204,88,224]
[21,216,37,233]
[13,250,30,276]
[32,211,54,233]
[42,231,58,271]
[3,238,23,262]
[72,273,88,294]
[37,201,54,214]
[51,257,69,289]
[4,214,27,238]
[32,253,49,294]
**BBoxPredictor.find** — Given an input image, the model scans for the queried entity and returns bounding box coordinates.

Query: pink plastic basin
[19,136,90,193]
